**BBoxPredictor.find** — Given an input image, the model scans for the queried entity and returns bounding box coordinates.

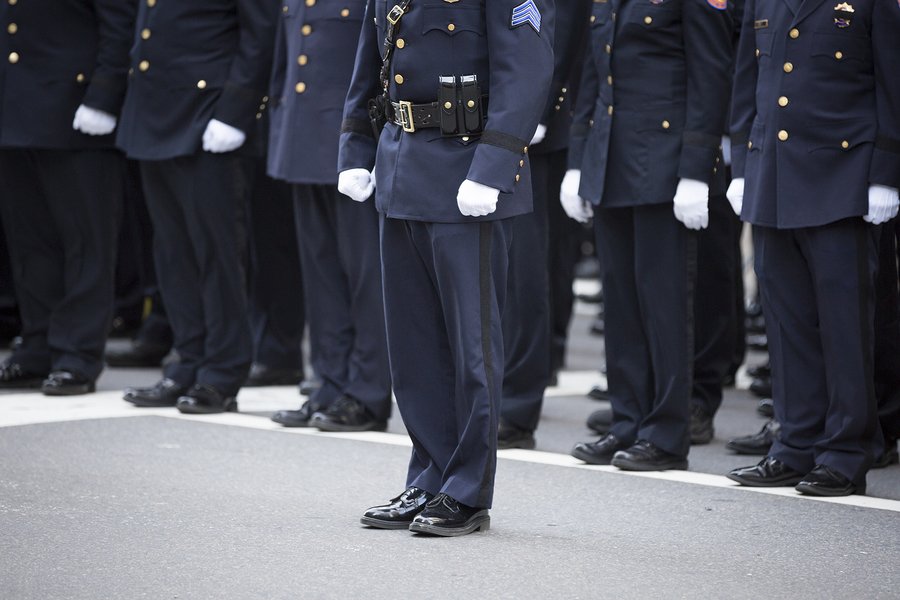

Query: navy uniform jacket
[569,0,733,207]
[339,0,555,223]
[116,0,278,161]
[268,0,367,184]
[730,0,900,229]
[0,0,135,150]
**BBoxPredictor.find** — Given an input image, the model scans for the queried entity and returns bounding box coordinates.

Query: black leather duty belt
[388,96,489,134]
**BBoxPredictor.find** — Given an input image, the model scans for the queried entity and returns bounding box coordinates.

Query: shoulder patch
[707,0,727,9]
[511,0,542,33]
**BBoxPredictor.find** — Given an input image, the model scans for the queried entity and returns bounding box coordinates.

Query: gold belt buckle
[398,100,415,133]
[387,4,405,25]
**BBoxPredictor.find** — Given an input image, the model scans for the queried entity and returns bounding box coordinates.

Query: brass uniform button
[519,160,525,167]
[748,141,753,149]
[306,0,315,5]
[8,52,18,64]
[841,140,849,149]
[591,15,596,23]
[283,5,289,12]
[462,136,470,142]
[607,75,613,85]
[7,23,17,35]
[443,101,452,109]
[783,62,793,73]
[197,80,207,89]
[301,24,312,35]
[394,74,404,84]
[834,51,843,60]
[147,0,155,7]
[8,0,17,5]
[558,96,564,102]
[515,174,521,183]
[524,146,529,154]
[789,28,799,39]
[141,28,151,40]
[139,60,150,72]
[466,100,475,108]
[662,120,670,129]
[341,8,350,17]
[605,44,611,54]
[607,105,613,115]
[298,54,308,66]
[447,23,455,31]
[778,130,789,141]
[396,38,405,48]
[644,16,652,24]
[778,96,789,107]
[76,73,85,83]
[755,48,760,57]
[295,82,306,93]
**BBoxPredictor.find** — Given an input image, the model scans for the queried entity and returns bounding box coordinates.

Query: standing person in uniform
[725,0,900,496]
[0,0,135,395]
[116,0,277,414]
[499,0,592,450]
[267,0,392,432]
[564,0,733,470]
[339,0,553,535]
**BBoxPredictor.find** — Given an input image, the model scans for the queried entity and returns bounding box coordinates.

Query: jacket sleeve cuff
[466,131,530,194]
[213,83,264,135]
[677,131,720,184]
[869,137,900,189]
[81,75,127,116]
[337,131,377,173]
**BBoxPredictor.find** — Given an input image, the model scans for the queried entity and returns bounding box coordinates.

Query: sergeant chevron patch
[510,0,542,33]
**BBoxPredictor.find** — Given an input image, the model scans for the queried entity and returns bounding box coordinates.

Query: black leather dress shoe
[586,408,612,434]
[746,362,771,379]
[298,377,322,397]
[873,441,899,469]
[571,433,628,465]
[690,404,714,445]
[243,363,303,387]
[749,376,772,398]
[726,419,780,455]
[360,487,434,529]
[124,378,188,407]
[409,493,490,537]
[757,398,774,418]
[587,384,609,401]
[612,440,688,471]
[0,361,47,389]
[727,456,805,487]
[271,400,321,427]
[311,395,386,432]
[796,464,865,497]
[497,421,535,450]
[175,384,237,414]
[105,340,170,368]
[41,371,95,396]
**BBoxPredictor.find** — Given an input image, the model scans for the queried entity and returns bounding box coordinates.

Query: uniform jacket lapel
[794,0,828,24]
[781,0,802,16]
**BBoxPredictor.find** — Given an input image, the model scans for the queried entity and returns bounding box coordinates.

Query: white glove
[560,169,592,223]
[201,118,247,153]
[726,177,744,217]
[338,168,375,202]
[530,124,547,146]
[457,179,499,217]
[864,184,900,225]
[72,104,117,136]
[672,178,710,230]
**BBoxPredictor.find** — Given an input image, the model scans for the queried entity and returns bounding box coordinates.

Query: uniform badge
[833,2,854,27]
[510,0,542,33]
[707,0,727,9]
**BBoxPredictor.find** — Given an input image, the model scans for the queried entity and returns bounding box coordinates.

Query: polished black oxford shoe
[872,441,899,469]
[124,378,187,407]
[311,395,386,432]
[175,384,237,414]
[105,340,170,368]
[749,376,772,398]
[408,493,490,537]
[746,362,771,379]
[271,400,321,427]
[796,464,865,497]
[612,440,688,471]
[727,456,805,487]
[571,433,628,465]
[360,487,434,529]
[587,384,609,401]
[586,407,612,434]
[726,419,780,455]
[757,398,774,418]
[41,370,95,396]
[243,363,303,387]
[690,404,714,445]
[497,420,535,450]
[0,361,47,389]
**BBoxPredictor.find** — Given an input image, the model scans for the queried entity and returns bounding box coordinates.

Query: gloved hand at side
[72,104,117,136]
[560,169,592,223]
[457,179,499,217]
[673,178,710,230]
[726,177,744,217]
[201,119,247,154]
[530,124,547,146]
[864,184,900,225]
[338,168,375,202]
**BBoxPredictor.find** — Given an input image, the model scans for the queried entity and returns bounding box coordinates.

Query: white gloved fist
[673,178,710,230]
[338,168,375,202]
[726,177,744,217]
[864,184,900,225]
[457,179,499,217]
[530,123,547,146]
[72,104,117,136]
[201,118,247,153]
[560,169,592,223]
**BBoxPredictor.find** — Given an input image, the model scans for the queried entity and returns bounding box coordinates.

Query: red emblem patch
[707,0,727,9]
